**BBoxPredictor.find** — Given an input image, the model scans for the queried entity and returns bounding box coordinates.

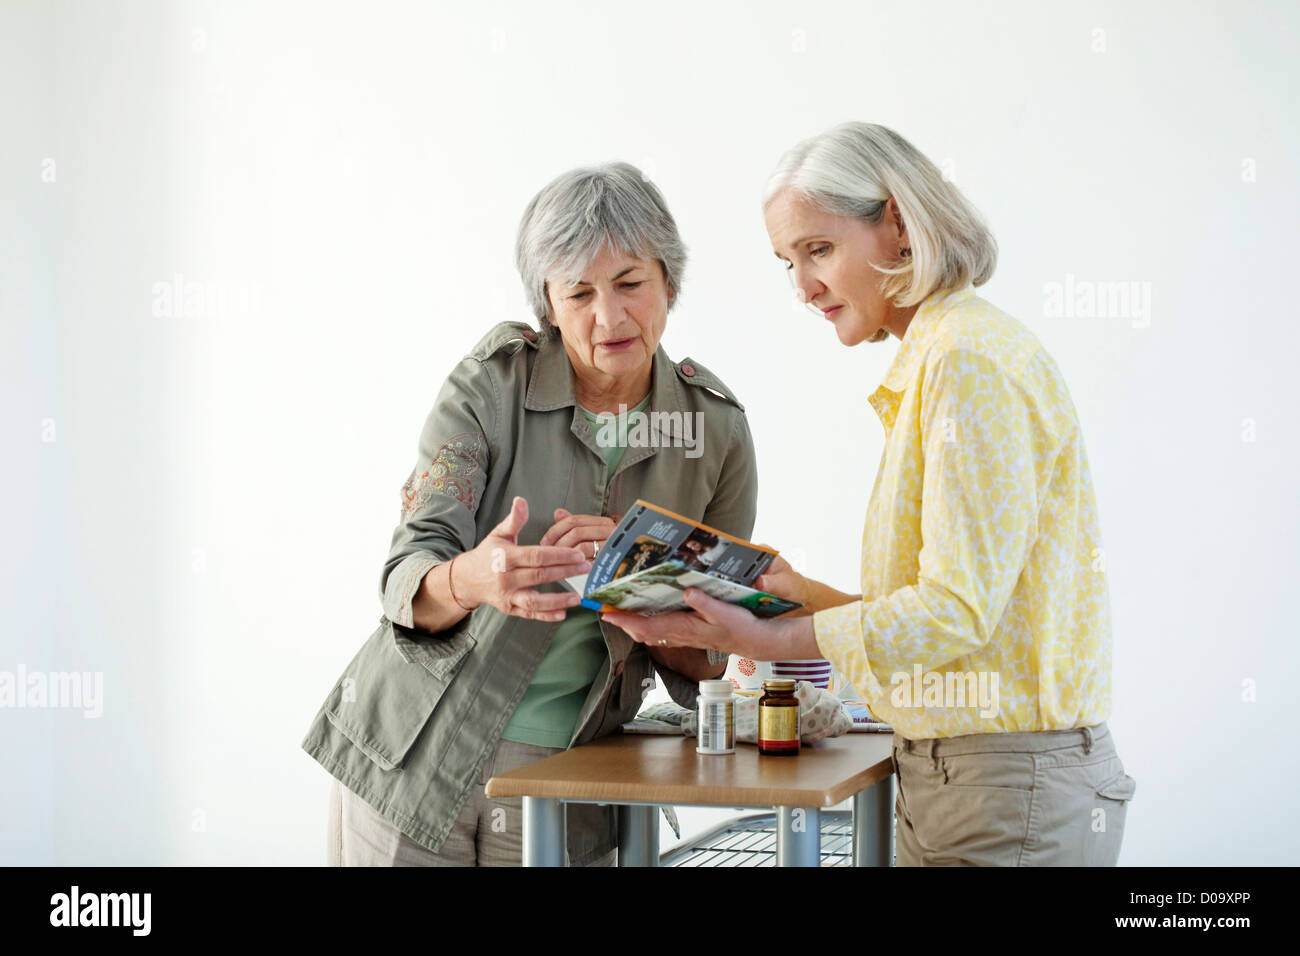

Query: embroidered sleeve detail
[400,433,485,516]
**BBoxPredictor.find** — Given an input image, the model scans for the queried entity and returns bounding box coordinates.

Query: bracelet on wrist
[446,554,473,612]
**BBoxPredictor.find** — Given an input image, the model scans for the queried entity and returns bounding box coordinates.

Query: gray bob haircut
[515,162,687,332]
[762,122,996,341]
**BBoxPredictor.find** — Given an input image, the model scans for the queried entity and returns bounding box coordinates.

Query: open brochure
[563,499,803,618]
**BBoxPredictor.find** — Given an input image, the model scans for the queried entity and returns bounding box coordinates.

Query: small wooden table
[485,732,896,866]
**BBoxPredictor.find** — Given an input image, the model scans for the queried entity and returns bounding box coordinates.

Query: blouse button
[522,329,538,343]
[680,363,696,377]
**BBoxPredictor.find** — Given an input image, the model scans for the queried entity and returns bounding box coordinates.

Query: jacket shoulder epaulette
[469,321,543,362]
[674,356,745,412]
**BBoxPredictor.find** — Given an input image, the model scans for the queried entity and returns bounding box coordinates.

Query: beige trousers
[893,722,1136,866]
[327,736,616,867]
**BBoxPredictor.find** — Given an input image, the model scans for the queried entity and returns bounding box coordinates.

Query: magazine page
[582,559,801,618]
[584,499,778,594]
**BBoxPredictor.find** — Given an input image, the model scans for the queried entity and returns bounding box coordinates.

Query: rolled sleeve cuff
[383,552,444,628]
[813,601,884,702]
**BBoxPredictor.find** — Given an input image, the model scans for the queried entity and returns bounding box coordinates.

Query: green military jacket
[300,321,759,863]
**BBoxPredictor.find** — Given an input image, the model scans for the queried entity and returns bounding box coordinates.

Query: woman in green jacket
[301,162,759,866]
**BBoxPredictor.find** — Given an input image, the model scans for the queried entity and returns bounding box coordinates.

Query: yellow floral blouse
[813,286,1112,739]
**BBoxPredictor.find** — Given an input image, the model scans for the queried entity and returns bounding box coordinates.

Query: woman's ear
[888,197,910,254]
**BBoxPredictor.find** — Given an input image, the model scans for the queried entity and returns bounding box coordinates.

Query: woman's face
[764,188,912,345]
[546,244,670,391]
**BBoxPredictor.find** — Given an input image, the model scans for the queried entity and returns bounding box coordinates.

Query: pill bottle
[758,679,800,755]
[697,679,735,755]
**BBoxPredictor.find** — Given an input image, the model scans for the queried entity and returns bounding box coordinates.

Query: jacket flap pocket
[324,618,475,771]
[391,616,477,681]
[1096,772,1137,803]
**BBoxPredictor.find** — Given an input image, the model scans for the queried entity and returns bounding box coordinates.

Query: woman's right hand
[456,496,592,622]
[754,553,810,607]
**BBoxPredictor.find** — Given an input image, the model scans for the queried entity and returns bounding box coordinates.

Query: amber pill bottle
[758,679,800,755]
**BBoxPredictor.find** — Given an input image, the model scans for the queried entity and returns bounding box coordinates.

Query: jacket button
[680,363,695,377]
[522,329,538,343]
[613,661,625,677]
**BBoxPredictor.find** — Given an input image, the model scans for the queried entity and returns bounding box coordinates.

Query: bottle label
[699,701,734,751]
[759,705,799,747]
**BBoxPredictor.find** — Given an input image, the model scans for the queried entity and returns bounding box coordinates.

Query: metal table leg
[617,804,659,866]
[775,806,821,866]
[852,774,895,866]
[522,796,565,867]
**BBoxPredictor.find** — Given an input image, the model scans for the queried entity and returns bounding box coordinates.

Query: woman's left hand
[603,588,779,662]
[540,508,621,560]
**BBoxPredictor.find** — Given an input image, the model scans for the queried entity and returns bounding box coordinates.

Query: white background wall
[3,0,1296,865]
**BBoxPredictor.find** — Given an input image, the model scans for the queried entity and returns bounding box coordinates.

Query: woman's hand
[539,507,621,561]
[604,588,809,662]
[607,589,823,661]
[753,553,810,606]
[755,551,860,616]
[458,497,591,622]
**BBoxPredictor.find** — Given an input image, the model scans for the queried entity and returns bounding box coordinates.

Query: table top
[484,732,895,808]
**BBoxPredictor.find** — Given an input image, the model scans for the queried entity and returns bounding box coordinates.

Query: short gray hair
[515,162,687,332]
[762,122,997,341]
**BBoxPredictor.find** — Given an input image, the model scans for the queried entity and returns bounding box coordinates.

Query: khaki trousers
[892,722,1136,866]
[327,736,616,866]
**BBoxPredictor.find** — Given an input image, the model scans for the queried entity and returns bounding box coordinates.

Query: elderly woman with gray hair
[301,163,758,866]
[611,123,1136,867]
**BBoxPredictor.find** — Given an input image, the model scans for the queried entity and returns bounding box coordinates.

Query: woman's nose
[592,295,623,328]
[790,266,821,304]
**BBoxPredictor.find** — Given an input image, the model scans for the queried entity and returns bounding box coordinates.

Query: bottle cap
[762,679,797,692]
[698,679,733,697]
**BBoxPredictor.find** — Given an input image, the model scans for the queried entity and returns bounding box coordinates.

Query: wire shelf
[659,811,858,867]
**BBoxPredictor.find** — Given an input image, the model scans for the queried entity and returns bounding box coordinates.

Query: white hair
[763,122,997,341]
[515,162,687,333]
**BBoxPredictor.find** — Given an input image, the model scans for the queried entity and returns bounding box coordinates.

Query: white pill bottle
[696,679,735,755]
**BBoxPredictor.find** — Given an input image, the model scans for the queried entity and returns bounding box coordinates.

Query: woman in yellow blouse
[607,122,1137,866]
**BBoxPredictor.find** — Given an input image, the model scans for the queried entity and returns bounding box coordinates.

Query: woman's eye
[810,245,830,258]
[620,282,643,290]
[570,290,591,301]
